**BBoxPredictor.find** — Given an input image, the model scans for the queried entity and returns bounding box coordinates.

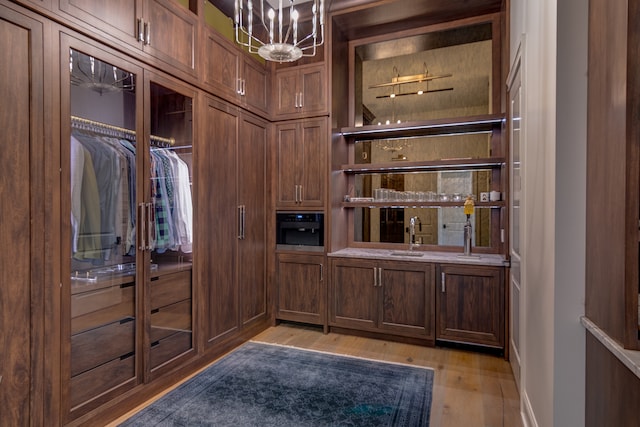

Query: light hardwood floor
[110,323,523,427]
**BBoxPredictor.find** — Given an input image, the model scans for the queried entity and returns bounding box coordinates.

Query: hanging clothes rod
[71,115,175,146]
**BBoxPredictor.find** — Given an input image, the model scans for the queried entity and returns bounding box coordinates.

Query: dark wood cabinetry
[56,0,199,77]
[203,28,269,116]
[437,264,504,348]
[275,117,327,208]
[0,4,47,425]
[273,63,327,119]
[200,96,268,348]
[330,258,435,341]
[276,253,326,327]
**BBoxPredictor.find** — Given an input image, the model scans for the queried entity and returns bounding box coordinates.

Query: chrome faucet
[409,216,421,251]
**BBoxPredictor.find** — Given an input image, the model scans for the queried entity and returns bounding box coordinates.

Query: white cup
[490,191,501,201]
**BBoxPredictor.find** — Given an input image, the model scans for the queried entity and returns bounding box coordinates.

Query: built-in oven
[276,212,324,251]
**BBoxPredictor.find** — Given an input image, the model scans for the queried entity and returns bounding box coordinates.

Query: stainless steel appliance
[276,212,324,251]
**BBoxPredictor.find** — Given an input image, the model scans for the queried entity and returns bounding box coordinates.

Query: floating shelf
[341,157,505,173]
[341,201,506,209]
[340,113,505,139]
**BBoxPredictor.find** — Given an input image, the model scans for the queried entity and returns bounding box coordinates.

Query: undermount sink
[389,251,425,257]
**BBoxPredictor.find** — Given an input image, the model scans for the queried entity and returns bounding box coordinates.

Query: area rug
[119,341,433,426]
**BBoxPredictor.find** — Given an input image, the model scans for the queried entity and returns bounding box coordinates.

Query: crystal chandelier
[234,0,325,62]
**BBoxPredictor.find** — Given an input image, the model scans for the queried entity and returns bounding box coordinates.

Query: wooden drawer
[71,282,134,317]
[70,352,135,409]
[150,329,192,370]
[71,318,135,376]
[150,299,192,343]
[150,270,191,310]
[71,284,134,335]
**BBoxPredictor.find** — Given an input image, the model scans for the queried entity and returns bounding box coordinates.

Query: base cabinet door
[437,264,505,348]
[330,258,435,340]
[276,253,326,326]
[378,261,435,340]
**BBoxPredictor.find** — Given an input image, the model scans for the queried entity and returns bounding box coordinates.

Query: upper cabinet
[203,27,270,117]
[272,63,328,119]
[275,117,328,209]
[57,0,199,78]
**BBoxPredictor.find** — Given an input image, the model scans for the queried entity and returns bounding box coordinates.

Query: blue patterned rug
[120,341,433,426]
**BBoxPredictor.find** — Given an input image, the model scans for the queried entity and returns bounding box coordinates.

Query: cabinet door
[201,97,240,347]
[242,57,269,115]
[299,64,327,116]
[330,258,378,330]
[378,262,435,340]
[0,6,45,425]
[238,113,268,327]
[203,28,240,102]
[58,0,142,47]
[143,0,198,77]
[299,118,327,207]
[276,254,326,325]
[275,122,301,207]
[438,264,504,348]
[274,67,300,116]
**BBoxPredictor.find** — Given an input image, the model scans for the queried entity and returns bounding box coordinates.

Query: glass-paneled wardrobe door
[62,34,144,420]
[143,70,196,381]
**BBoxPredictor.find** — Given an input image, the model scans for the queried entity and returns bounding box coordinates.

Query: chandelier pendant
[234,0,325,62]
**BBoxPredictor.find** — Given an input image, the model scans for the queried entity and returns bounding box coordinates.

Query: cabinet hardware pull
[373,267,377,287]
[441,272,446,292]
[236,78,242,95]
[137,19,144,42]
[299,91,303,108]
[238,206,243,239]
[295,92,299,108]
[241,79,246,96]
[242,205,246,239]
[299,185,303,203]
[320,264,323,281]
[138,203,146,250]
[144,21,151,45]
[378,267,382,287]
[146,202,154,250]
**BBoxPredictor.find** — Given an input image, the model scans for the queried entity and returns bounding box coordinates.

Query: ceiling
[212,0,503,41]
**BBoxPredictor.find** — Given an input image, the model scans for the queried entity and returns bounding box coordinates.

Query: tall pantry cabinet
[200,96,268,349]
[0,4,47,426]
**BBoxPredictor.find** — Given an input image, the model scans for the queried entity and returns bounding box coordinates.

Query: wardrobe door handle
[319,264,323,282]
[242,205,246,240]
[294,92,299,108]
[378,268,382,288]
[299,185,303,202]
[241,79,246,96]
[138,203,146,250]
[441,272,446,293]
[238,206,243,239]
[146,202,155,250]
[373,267,377,287]
[237,78,242,95]
[299,91,303,108]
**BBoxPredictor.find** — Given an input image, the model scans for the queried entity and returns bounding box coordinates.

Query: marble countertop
[328,248,508,267]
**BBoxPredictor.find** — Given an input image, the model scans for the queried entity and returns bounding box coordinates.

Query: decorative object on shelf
[461,195,478,258]
[234,0,325,62]
[70,50,134,95]
[370,63,453,99]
